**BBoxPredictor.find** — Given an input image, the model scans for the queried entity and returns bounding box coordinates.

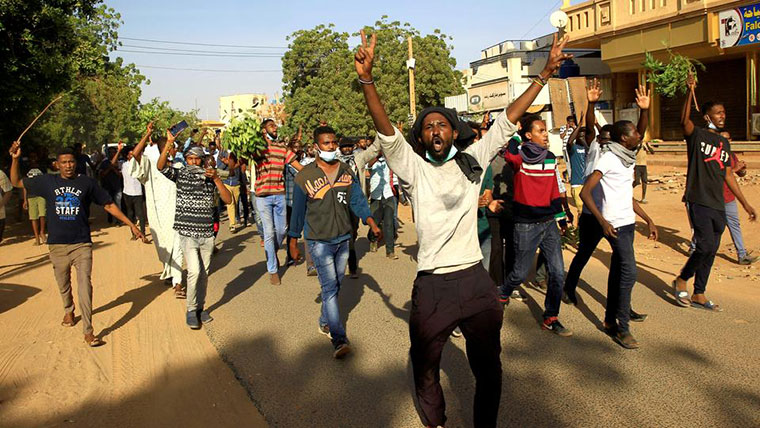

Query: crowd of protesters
[1,29,757,428]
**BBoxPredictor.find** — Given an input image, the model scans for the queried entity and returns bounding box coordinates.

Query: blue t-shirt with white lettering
[567,143,587,186]
[23,174,113,244]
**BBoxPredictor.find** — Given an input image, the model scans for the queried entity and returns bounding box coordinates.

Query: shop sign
[720,2,760,48]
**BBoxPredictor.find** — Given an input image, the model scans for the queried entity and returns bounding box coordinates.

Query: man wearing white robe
[129,124,184,294]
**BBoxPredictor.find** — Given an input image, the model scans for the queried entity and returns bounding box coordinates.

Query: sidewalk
[0,215,266,428]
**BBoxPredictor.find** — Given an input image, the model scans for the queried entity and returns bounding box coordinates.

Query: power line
[520,0,562,39]
[121,44,285,55]
[117,49,283,58]
[136,65,282,73]
[120,36,286,49]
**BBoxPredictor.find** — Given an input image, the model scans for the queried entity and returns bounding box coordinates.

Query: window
[584,11,589,27]
[630,0,635,14]
[660,0,666,6]
[650,0,655,9]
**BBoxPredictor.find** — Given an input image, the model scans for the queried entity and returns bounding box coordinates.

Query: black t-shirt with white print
[684,127,731,211]
[23,174,113,244]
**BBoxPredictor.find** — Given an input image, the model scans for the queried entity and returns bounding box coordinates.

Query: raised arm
[506,33,572,124]
[355,30,394,136]
[132,121,154,162]
[156,129,178,171]
[8,141,24,188]
[635,84,650,140]
[111,141,123,165]
[585,78,602,144]
[566,112,585,149]
[681,74,696,137]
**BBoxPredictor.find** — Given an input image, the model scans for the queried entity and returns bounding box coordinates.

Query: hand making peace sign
[541,33,573,78]
[354,29,377,81]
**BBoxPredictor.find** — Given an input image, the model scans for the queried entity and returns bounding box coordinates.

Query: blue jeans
[309,239,350,346]
[252,192,264,234]
[500,220,564,319]
[255,195,287,274]
[604,224,637,332]
[725,200,746,259]
[480,234,492,271]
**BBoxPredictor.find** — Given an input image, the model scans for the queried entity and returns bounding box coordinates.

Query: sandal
[85,336,105,347]
[691,300,722,312]
[672,279,691,307]
[173,285,186,299]
[61,312,75,327]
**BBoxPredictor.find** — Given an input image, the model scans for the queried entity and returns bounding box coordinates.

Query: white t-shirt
[0,170,13,220]
[121,162,144,196]
[594,151,635,228]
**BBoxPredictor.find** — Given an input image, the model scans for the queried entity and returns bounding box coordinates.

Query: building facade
[562,0,760,141]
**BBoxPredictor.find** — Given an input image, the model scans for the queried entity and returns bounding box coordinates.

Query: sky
[108,0,563,121]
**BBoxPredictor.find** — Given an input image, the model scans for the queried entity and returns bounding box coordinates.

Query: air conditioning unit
[752,113,760,136]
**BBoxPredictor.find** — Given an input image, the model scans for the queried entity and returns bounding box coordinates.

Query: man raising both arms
[674,75,756,310]
[355,29,571,428]
[9,141,143,347]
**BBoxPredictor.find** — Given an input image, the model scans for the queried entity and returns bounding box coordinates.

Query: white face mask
[318,149,338,163]
[707,121,718,130]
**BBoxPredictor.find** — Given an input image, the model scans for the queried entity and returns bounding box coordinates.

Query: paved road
[204,195,760,427]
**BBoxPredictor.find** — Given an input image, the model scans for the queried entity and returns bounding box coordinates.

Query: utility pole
[407,36,417,120]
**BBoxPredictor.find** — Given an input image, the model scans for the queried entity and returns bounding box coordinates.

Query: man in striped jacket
[498,114,573,337]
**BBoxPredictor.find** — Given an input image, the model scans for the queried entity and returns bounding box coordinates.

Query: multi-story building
[561,0,760,141]
[218,93,271,125]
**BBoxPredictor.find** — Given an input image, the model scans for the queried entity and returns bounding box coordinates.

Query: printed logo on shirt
[701,141,729,169]
[54,186,82,220]
[304,172,352,200]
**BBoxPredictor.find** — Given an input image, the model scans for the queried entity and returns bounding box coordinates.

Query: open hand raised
[635,84,651,110]
[587,77,603,103]
[354,29,377,80]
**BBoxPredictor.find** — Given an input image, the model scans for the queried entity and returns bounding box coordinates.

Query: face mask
[426,144,458,164]
[266,132,277,141]
[318,149,338,162]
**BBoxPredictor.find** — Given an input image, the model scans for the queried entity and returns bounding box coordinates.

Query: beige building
[218,93,270,125]
[562,0,760,141]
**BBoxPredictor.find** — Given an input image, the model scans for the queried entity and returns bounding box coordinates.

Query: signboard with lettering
[720,2,760,48]
[467,81,509,113]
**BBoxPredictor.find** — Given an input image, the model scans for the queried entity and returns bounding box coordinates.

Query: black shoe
[542,317,573,337]
[602,321,618,336]
[196,308,213,324]
[614,331,640,349]
[629,310,648,322]
[562,288,578,305]
[333,342,351,359]
[186,311,201,330]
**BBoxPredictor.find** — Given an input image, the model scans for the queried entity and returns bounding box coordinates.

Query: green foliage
[222,110,267,158]
[281,17,463,140]
[137,98,200,142]
[643,51,705,98]
[0,0,107,148]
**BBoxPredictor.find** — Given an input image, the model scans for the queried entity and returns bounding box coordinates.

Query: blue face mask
[426,144,458,164]
[707,122,718,130]
[319,149,339,163]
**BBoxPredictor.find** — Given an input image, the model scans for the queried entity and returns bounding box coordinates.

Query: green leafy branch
[643,50,704,110]
[221,109,267,159]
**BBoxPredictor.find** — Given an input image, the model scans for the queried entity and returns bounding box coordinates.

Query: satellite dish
[550,10,569,29]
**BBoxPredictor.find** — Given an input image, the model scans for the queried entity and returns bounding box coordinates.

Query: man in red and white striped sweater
[499,114,573,337]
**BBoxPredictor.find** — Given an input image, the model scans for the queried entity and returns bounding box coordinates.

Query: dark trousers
[239,189,250,226]
[410,264,503,428]
[487,216,515,286]
[681,203,726,295]
[565,213,604,293]
[369,196,397,254]
[500,220,565,319]
[604,224,637,332]
[122,194,147,235]
[348,213,359,273]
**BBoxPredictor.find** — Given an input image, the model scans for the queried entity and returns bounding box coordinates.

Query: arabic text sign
[720,2,760,48]
[467,81,509,113]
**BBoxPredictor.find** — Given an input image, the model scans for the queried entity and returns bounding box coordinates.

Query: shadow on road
[94,273,167,338]
[0,283,41,315]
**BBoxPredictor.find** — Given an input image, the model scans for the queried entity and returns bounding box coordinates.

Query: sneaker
[387,252,398,260]
[640,198,648,204]
[739,254,759,265]
[510,289,527,302]
[613,331,640,349]
[285,258,295,267]
[629,310,648,322]
[270,273,281,285]
[318,324,332,339]
[542,317,573,337]
[333,342,351,359]
[369,242,378,252]
[197,309,213,324]
[451,327,462,338]
[186,311,201,330]
[562,288,578,305]
[307,266,318,277]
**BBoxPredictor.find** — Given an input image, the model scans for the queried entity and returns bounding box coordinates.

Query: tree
[281,17,463,139]
[0,0,114,149]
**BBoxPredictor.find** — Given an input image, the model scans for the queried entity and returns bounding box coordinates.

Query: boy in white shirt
[580,87,658,349]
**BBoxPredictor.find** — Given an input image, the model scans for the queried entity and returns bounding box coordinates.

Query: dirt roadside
[0,213,266,428]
